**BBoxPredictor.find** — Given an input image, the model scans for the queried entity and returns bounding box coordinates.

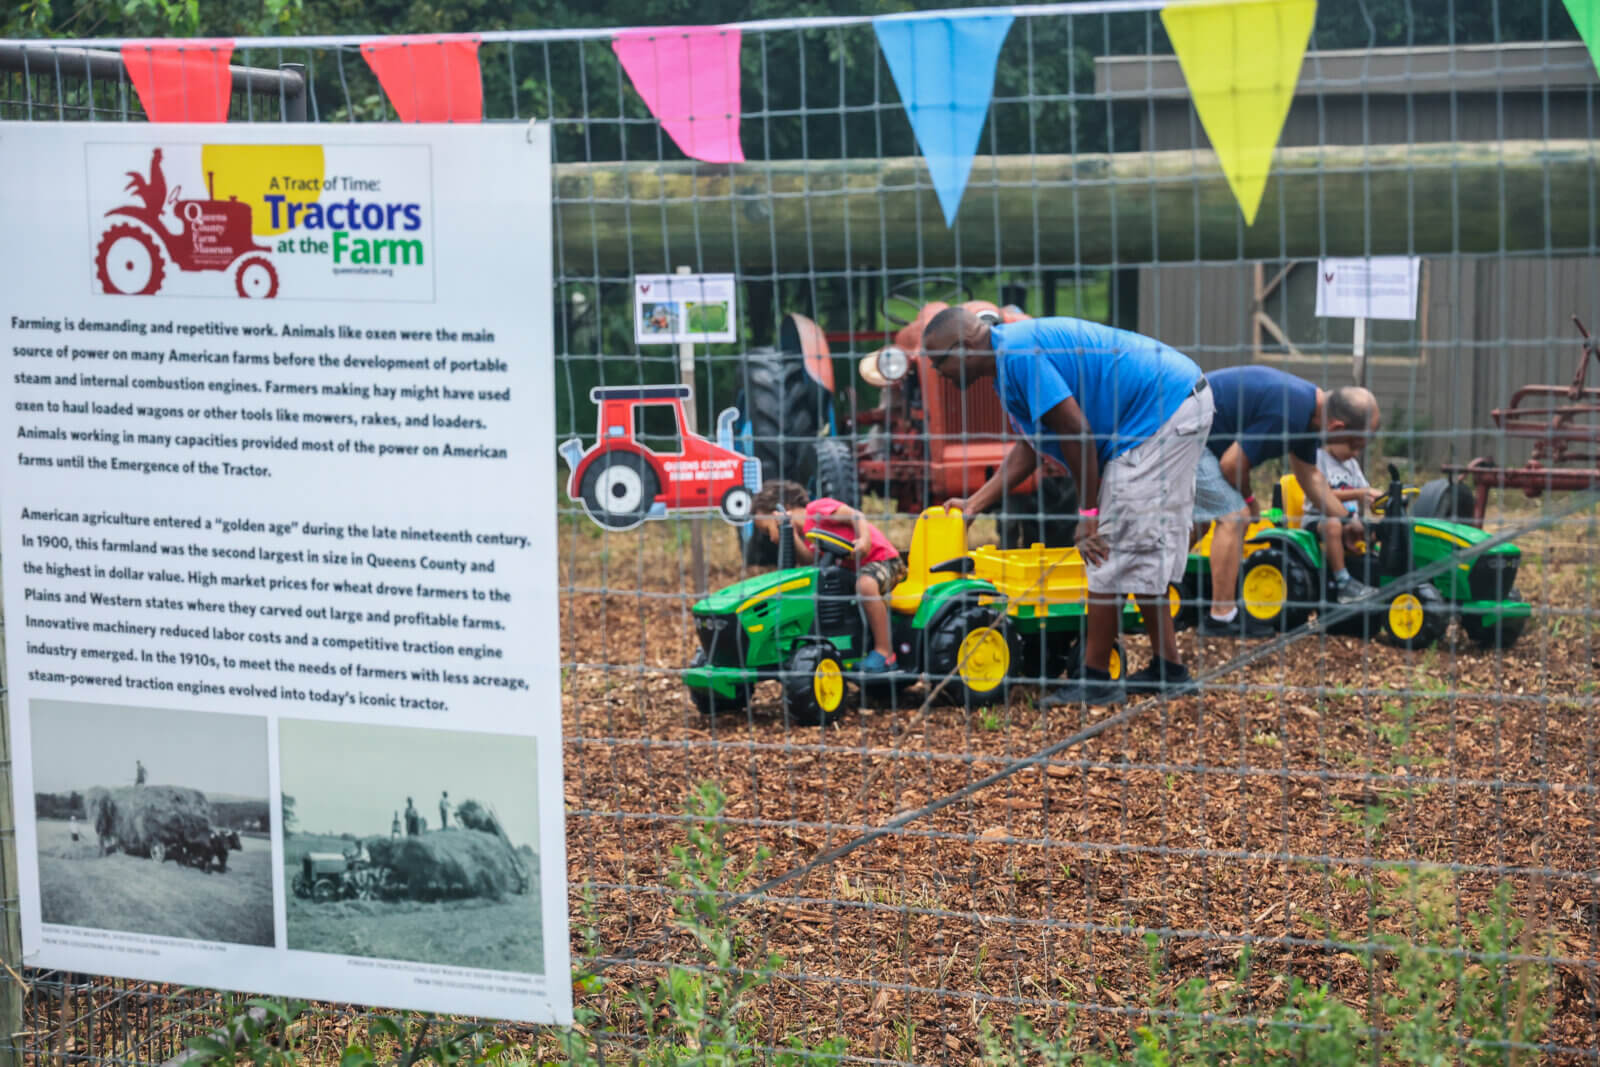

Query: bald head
[1326,386,1379,434]
[922,306,997,387]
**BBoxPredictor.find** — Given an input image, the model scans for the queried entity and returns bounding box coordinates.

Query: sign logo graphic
[93,148,279,299]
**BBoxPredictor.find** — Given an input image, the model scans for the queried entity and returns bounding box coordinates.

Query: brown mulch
[559,505,1600,1062]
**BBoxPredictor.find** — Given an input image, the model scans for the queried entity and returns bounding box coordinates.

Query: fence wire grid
[3,1,1600,1063]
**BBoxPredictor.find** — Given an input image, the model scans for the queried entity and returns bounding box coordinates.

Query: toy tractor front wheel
[1459,600,1529,650]
[579,452,660,529]
[1379,584,1450,650]
[782,643,850,727]
[1239,548,1315,633]
[927,603,1017,707]
[687,649,751,717]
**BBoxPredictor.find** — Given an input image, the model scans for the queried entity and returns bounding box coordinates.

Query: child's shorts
[858,557,907,593]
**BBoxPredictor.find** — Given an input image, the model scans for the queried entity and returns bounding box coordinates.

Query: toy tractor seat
[891,506,971,614]
[1275,474,1306,529]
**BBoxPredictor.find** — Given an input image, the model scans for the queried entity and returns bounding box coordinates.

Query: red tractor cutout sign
[558,386,761,531]
[95,148,279,299]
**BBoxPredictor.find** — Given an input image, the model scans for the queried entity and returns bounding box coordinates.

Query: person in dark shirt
[1191,365,1380,634]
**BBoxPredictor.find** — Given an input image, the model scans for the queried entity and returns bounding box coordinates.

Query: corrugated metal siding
[1144,92,1596,151]
[1134,256,1600,467]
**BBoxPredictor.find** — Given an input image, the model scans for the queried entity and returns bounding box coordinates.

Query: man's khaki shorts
[1087,386,1215,596]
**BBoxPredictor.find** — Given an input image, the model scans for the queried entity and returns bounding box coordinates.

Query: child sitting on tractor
[1300,444,1384,579]
[752,480,906,674]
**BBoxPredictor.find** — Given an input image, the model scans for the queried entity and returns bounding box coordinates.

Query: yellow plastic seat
[1278,474,1306,529]
[891,506,969,614]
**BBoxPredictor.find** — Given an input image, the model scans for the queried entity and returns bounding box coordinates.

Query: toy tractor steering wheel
[1369,487,1419,517]
[882,276,973,327]
[806,528,856,562]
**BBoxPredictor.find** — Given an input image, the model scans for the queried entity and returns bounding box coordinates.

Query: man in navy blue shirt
[1193,365,1381,635]
[924,308,1212,705]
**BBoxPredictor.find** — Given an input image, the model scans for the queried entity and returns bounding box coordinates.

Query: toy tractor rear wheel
[1239,548,1315,634]
[687,649,751,717]
[1014,631,1073,684]
[812,437,860,508]
[579,451,660,529]
[1459,600,1529,649]
[1379,583,1450,650]
[927,603,1017,708]
[782,643,850,727]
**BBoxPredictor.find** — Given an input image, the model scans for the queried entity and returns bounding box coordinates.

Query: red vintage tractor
[560,385,760,531]
[735,279,1077,564]
[94,148,279,299]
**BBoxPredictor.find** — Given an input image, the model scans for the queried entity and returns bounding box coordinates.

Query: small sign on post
[1315,256,1421,386]
[673,266,709,596]
[634,272,737,345]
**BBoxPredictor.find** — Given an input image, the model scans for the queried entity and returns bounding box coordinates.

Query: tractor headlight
[875,345,910,383]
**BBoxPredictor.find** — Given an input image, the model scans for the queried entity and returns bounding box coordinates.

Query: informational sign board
[0,121,571,1025]
[1314,256,1422,320]
[633,272,737,344]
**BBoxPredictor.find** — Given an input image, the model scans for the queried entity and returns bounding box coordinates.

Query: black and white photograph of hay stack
[279,719,543,975]
[30,700,273,946]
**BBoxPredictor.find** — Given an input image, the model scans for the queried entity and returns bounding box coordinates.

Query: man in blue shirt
[1192,365,1381,635]
[924,308,1213,705]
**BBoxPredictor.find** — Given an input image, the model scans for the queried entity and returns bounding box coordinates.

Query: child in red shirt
[752,480,906,672]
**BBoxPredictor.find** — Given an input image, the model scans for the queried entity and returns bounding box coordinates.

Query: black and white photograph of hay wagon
[279,719,544,975]
[30,701,273,947]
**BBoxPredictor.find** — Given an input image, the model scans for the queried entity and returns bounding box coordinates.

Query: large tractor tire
[998,478,1078,549]
[926,603,1017,708]
[812,437,860,508]
[1239,548,1316,634]
[95,223,166,296]
[741,347,830,488]
[1415,477,1479,527]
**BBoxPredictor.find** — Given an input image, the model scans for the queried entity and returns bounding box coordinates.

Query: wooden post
[677,265,709,597]
[1352,316,1368,387]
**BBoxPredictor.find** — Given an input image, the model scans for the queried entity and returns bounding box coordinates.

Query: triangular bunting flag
[120,40,234,122]
[874,15,1013,228]
[1161,0,1317,226]
[1563,0,1600,76]
[362,35,483,123]
[612,28,744,164]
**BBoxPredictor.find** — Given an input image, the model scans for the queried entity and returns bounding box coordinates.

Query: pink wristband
[1081,508,1099,518]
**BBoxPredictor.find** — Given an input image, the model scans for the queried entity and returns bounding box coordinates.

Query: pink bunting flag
[362,35,484,123]
[612,27,744,164]
[120,40,235,122]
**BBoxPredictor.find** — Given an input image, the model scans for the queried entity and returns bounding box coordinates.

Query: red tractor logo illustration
[94,148,279,299]
[558,386,761,531]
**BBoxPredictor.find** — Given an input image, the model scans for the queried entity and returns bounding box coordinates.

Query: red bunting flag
[362,35,484,123]
[613,27,744,164]
[120,40,235,123]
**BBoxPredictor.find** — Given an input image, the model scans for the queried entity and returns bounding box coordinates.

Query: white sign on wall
[0,120,570,1025]
[1315,256,1422,321]
[634,272,737,344]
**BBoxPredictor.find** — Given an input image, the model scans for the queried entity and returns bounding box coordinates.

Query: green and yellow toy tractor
[1204,464,1530,649]
[683,507,1179,725]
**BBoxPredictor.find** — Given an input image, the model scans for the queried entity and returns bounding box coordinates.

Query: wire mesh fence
[2,2,1600,1062]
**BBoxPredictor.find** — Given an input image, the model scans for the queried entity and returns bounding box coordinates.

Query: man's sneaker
[1125,659,1194,696]
[1333,574,1378,604]
[1197,612,1274,638]
[1040,671,1124,708]
[858,650,896,674]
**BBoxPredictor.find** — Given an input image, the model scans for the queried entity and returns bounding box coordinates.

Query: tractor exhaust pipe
[207,170,215,198]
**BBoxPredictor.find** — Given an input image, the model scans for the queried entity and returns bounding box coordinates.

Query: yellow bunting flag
[1161,0,1317,226]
